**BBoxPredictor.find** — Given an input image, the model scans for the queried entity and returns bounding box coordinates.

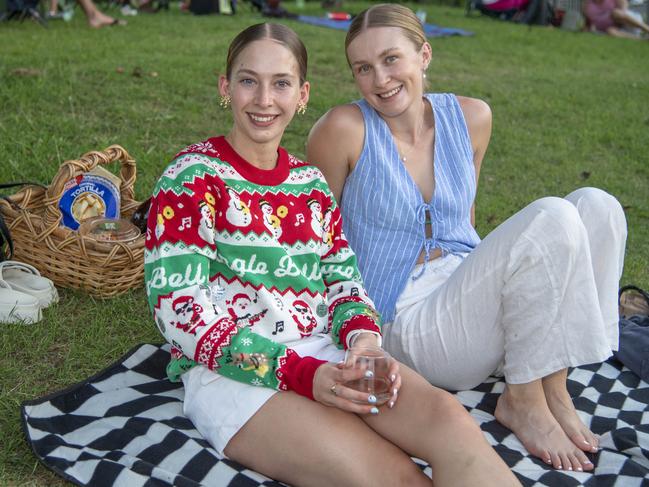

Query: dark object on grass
[189,0,235,15]
[243,0,296,18]
[616,314,649,382]
[0,0,47,26]
[321,0,342,8]
[262,4,297,18]
[248,0,264,11]
[615,286,649,382]
[466,0,554,25]
[246,0,296,18]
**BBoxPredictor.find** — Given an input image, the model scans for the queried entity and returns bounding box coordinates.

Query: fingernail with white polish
[390,374,396,382]
[392,388,398,396]
[577,467,583,472]
[370,407,379,415]
[368,395,377,404]
[365,370,374,378]
[388,401,394,408]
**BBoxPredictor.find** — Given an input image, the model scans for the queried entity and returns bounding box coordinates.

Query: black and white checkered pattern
[22,344,649,486]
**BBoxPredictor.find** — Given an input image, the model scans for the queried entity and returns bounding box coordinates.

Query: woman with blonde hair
[146,21,519,487]
[308,3,627,472]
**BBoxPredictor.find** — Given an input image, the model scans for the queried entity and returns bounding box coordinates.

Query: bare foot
[495,385,594,472]
[88,12,126,28]
[544,386,599,454]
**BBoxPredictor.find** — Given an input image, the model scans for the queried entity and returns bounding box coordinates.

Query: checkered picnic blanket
[22,343,649,486]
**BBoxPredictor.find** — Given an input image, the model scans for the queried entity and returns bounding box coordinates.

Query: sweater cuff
[281,351,327,401]
[339,314,382,350]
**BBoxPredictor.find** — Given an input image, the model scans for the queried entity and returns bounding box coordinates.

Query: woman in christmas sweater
[145,22,518,487]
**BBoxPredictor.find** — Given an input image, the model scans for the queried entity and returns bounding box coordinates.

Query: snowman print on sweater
[225,187,252,227]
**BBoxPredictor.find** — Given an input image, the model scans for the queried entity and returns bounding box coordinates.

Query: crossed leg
[225,364,520,487]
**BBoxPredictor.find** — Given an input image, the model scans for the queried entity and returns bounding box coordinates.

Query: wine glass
[342,346,391,406]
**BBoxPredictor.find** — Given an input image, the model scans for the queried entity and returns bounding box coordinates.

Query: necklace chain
[394,99,431,164]
[396,136,420,164]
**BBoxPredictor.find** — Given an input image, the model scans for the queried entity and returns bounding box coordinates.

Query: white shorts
[181,334,345,455]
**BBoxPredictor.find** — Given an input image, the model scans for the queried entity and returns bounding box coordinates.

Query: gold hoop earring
[297,102,307,116]
[219,95,231,109]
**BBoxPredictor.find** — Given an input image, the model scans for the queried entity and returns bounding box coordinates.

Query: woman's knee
[423,387,480,430]
[525,196,587,251]
[332,437,429,486]
[565,187,627,236]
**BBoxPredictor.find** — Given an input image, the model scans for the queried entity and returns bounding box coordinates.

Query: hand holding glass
[343,346,392,406]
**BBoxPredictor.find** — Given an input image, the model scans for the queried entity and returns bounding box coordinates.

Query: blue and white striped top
[340,93,481,322]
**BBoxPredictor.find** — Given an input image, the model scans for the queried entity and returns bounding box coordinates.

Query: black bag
[615,314,649,383]
[517,0,554,25]
[188,0,218,14]
[188,0,234,15]
[614,286,649,382]
[5,0,39,12]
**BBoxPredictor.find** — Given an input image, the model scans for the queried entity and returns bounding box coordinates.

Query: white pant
[383,187,627,390]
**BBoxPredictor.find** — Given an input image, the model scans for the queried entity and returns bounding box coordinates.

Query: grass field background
[1,2,648,484]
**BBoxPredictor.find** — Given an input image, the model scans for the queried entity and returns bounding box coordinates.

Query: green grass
[1,3,648,484]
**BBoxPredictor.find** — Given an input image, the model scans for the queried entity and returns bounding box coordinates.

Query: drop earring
[297,102,307,115]
[219,95,231,109]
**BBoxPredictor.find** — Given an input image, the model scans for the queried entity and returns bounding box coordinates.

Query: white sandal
[0,260,59,308]
[0,280,42,324]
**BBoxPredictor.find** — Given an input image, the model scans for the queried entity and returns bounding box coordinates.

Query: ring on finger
[330,383,338,396]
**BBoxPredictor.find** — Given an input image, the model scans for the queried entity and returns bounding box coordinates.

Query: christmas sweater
[145,136,381,400]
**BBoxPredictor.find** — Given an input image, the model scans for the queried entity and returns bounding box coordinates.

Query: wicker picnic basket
[0,145,145,298]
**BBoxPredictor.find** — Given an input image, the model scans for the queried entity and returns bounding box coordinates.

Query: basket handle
[42,145,136,229]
